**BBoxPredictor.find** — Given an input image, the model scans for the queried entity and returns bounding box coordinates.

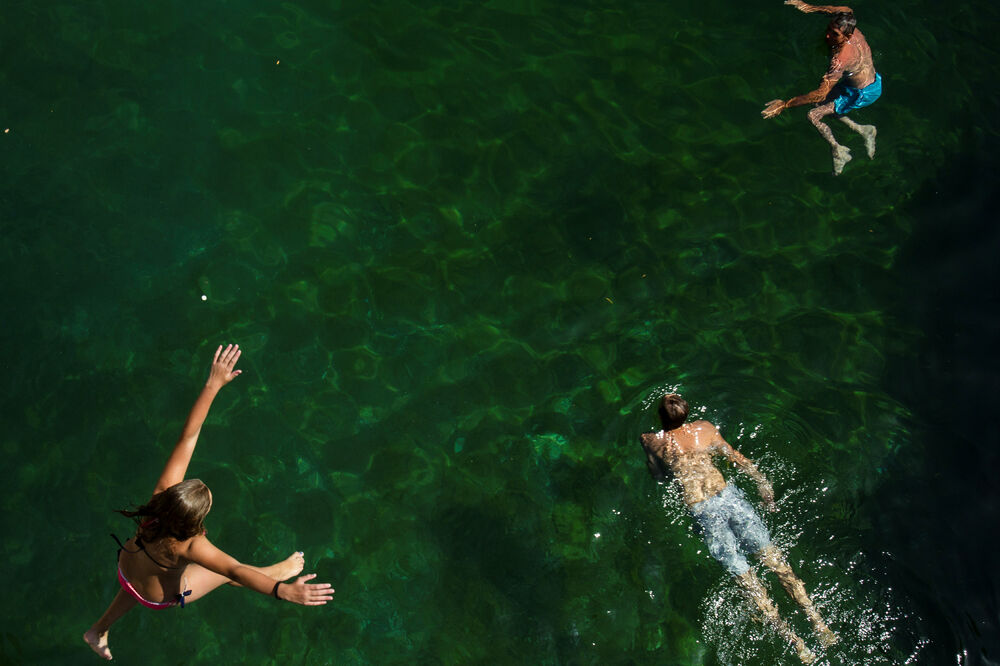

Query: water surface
[1,0,998,663]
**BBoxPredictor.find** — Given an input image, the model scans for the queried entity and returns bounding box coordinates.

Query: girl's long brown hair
[118,479,211,543]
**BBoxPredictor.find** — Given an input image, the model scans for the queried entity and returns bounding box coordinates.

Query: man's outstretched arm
[784,0,852,14]
[640,437,669,481]
[711,428,776,510]
[762,65,843,118]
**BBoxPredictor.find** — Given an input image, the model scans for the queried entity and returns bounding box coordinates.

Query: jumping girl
[84,344,334,660]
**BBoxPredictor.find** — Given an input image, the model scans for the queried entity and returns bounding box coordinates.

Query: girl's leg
[182,551,304,604]
[83,589,138,660]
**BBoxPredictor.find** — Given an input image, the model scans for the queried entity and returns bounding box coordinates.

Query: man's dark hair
[658,394,689,430]
[830,12,856,38]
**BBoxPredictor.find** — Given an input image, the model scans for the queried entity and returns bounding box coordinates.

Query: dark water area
[2,0,1000,664]
[878,132,1000,664]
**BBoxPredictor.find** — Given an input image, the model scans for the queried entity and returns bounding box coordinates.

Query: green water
[2,0,999,664]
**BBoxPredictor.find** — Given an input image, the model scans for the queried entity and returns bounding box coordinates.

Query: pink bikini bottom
[117,567,191,609]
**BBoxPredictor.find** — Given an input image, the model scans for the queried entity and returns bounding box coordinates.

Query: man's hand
[762,99,787,119]
[784,0,853,14]
[784,0,815,11]
[206,343,242,390]
[759,481,777,512]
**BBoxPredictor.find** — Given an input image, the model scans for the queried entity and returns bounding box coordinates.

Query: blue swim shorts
[689,484,771,576]
[832,73,882,115]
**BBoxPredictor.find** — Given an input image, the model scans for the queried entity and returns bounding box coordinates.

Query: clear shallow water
[1,0,998,664]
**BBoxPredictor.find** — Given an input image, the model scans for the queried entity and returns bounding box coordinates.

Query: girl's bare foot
[83,629,112,660]
[273,551,305,581]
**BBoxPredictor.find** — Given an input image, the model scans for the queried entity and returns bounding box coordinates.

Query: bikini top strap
[111,533,130,561]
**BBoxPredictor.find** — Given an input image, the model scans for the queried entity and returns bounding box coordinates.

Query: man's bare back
[834,28,876,89]
[641,421,728,506]
[641,420,774,509]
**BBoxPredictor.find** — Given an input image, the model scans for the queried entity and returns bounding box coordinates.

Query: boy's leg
[736,569,816,664]
[758,545,838,646]
[181,551,304,603]
[838,116,877,159]
[807,101,852,175]
[83,589,138,660]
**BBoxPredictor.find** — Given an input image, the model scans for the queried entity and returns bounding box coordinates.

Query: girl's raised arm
[153,344,242,496]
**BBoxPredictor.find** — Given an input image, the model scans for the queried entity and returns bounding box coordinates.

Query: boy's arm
[153,344,242,496]
[712,427,776,510]
[784,0,852,14]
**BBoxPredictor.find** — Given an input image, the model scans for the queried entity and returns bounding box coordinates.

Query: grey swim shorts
[689,484,771,576]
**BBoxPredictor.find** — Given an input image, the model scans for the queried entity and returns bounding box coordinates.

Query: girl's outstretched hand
[206,343,242,389]
[279,573,335,606]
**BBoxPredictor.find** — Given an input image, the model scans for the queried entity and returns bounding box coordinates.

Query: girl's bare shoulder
[173,531,209,558]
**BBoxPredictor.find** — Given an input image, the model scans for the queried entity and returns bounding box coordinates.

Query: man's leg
[83,589,138,660]
[838,115,877,159]
[807,102,852,175]
[758,545,838,646]
[181,551,304,603]
[736,570,816,664]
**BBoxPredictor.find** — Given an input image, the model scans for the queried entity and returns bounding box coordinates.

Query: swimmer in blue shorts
[762,1,881,175]
[641,394,837,663]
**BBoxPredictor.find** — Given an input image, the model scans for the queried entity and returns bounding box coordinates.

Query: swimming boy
[761,1,881,175]
[640,394,837,663]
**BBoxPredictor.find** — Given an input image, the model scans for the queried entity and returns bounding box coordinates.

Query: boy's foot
[858,125,877,159]
[832,145,852,175]
[273,551,306,581]
[83,629,112,660]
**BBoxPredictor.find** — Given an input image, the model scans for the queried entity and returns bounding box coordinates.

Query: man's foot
[273,551,305,581]
[858,124,877,159]
[794,638,817,664]
[815,623,839,647]
[832,145,852,175]
[83,629,112,660]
